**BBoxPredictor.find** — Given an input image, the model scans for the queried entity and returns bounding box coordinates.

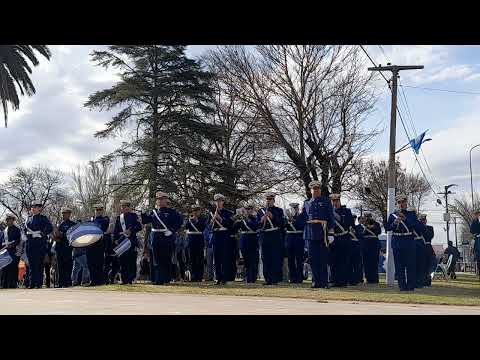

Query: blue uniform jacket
[360,221,381,251]
[256,206,285,232]
[185,216,208,244]
[3,225,21,256]
[114,212,143,247]
[299,196,335,241]
[56,219,77,254]
[91,215,110,233]
[141,207,183,232]
[332,206,354,239]
[234,215,260,249]
[208,208,234,245]
[423,225,434,243]
[25,214,53,242]
[385,209,424,249]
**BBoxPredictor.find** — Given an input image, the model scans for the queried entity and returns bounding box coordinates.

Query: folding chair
[432,254,453,281]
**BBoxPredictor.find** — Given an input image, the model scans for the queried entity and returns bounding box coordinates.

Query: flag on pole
[409,130,428,154]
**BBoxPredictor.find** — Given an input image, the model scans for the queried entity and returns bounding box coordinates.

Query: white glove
[328,236,334,244]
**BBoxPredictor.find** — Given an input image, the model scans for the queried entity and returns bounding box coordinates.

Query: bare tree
[350,159,432,222]
[450,192,480,240]
[0,166,65,227]
[206,45,380,197]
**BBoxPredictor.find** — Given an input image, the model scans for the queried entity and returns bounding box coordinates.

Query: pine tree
[85,45,223,209]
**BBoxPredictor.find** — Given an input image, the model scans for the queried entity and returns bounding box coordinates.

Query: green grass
[81,273,480,306]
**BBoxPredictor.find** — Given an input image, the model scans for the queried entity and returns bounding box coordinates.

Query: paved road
[0,289,479,315]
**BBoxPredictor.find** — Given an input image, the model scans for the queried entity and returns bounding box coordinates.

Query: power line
[378,45,388,63]
[361,45,441,201]
[360,45,389,84]
[400,84,480,96]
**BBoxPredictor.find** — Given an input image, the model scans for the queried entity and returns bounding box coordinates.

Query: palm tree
[0,45,51,127]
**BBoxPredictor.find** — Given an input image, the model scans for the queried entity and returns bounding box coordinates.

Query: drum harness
[25,216,43,239]
[391,213,412,236]
[151,209,172,237]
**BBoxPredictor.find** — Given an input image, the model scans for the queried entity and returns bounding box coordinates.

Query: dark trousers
[287,234,304,283]
[44,261,51,287]
[308,239,329,287]
[349,241,363,285]
[392,238,416,290]
[213,232,230,283]
[424,245,434,286]
[227,236,238,281]
[362,240,380,283]
[330,236,352,286]
[119,246,137,284]
[240,235,259,283]
[87,239,105,285]
[1,254,19,288]
[415,240,426,288]
[26,239,47,289]
[105,255,120,284]
[260,231,283,284]
[56,250,73,287]
[188,237,205,282]
[152,234,174,284]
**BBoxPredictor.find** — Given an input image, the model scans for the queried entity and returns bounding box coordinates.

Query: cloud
[0,45,119,182]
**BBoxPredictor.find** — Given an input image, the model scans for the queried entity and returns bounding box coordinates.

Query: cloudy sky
[2,45,479,245]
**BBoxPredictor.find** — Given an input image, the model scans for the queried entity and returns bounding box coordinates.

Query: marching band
[0,182,448,291]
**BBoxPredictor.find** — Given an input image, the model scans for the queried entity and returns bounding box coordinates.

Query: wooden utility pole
[368,63,424,286]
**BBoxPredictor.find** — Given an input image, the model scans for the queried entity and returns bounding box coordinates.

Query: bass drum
[67,222,104,248]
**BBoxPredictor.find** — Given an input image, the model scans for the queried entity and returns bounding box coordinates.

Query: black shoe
[263,282,272,286]
[214,280,222,285]
[222,281,228,285]
[311,284,321,289]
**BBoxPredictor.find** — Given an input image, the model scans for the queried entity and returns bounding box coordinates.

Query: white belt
[240,231,258,235]
[286,231,303,234]
[186,231,203,235]
[333,231,349,237]
[27,231,42,238]
[213,228,228,232]
[393,232,412,236]
[262,227,279,232]
[364,235,377,239]
[151,228,168,232]
[415,237,424,241]
[352,239,359,242]
[230,235,236,238]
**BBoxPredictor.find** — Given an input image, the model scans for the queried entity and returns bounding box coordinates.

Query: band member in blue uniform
[185,205,207,282]
[1,214,22,288]
[471,210,480,279]
[412,210,427,288]
[54,208,76,288]
[348,214,363,286]
[257,192,285,285]
[299,181,335,289]
[209,194,234,285]
[141,192,183,285]
[420,214,435,286]
[87,204,109,286]
[360,213,382,284]
[234,204,260,283]
[25,200,53,289]
[285,203,306,283]
[385,194,424,291]
[330,194,353,287]
[113,200,143,285]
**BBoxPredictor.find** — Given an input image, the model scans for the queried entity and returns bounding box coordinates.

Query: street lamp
[439,184,457,244]
[469,144,480,209]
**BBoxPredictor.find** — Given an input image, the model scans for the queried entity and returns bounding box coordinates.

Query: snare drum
[0,248,13,270]
[67,222,104,248]
[113,237,131,257]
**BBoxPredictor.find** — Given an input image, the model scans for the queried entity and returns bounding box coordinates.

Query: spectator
[443,241,460,280]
